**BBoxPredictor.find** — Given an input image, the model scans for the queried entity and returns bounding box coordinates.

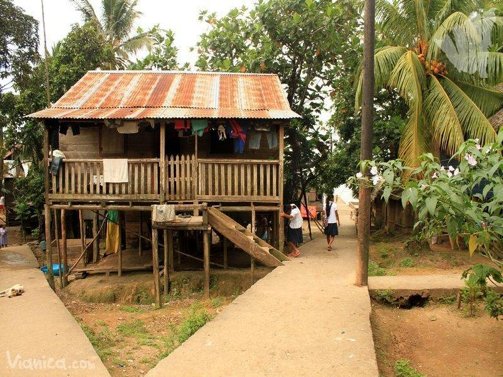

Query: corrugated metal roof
[29,71,301,120]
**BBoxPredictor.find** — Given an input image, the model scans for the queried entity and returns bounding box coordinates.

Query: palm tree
[70,0,153,68]
[355,0,503,167]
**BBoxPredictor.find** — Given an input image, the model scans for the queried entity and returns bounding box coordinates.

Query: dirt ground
[57,268,271,377]
[60,294,230,377]
[371,302,503,377]
[369,232,489,276]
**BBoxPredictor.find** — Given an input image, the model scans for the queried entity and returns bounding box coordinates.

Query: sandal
[328,246,332,251]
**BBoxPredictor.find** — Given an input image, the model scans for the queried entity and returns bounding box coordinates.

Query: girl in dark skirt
[324,195,340,251]
[280,204,303,257]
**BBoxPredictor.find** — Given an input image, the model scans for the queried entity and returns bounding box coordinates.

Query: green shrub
[177,306,210,343]
[368,261,387,276]
[399,258,415,268]
[394,359,424,377]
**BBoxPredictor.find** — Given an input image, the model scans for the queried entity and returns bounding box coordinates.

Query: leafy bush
[351,130,503,266]
[461,264,503,318]
[399,258,415,268]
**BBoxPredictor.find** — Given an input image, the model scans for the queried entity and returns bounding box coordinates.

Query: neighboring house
[29,71,300,297]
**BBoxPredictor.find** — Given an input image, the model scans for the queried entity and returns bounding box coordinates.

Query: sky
[13,0,252,67]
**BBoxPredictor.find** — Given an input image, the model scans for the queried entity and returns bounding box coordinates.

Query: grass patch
[394,359,424,377]
[399,257,416,268]
[80,322,117,361]
[211,297,224,308]
[159,303,213,359]
[120,305,144,313]
[177,304,211,343]
[117,319,157,346]
[368,261,388,276]
[373,289,395,304]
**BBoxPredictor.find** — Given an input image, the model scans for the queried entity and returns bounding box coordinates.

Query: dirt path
[0,245,110,377]
[146,203,379,377]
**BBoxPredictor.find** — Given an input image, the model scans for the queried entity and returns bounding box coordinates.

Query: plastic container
[40,264,66,276]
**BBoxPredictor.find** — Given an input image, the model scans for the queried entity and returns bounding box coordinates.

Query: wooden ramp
[207,207,289,267]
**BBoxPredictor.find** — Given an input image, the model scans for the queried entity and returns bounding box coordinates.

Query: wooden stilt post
[163,230,169,295]
[223,238,228,269]
[118,248,122,277]
[61,209,68,287]
[160,122,166,203]
[203,230,210,299]
[44,204,55,289]
[168,230,174,273]
[79,210,86,266]
[53,209,63,288]
[251,257,255,284]
[92,211,99,263]
[251,204,256,283]
[152,227,161,308]
[278,125,285,252]
[139,212,143,256]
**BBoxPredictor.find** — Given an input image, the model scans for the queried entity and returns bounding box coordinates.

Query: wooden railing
[197,159,280,202]
[50,159,160,201]
[49,157,280,203]
[166,154,196,201]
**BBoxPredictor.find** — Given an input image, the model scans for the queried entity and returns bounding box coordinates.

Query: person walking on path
[281,204,303,257]
[324,195,340,251]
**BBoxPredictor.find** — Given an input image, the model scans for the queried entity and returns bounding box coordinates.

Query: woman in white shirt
[280,204,303,257]
[324,195,340,251]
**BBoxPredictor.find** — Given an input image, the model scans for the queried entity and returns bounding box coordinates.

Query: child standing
[0,225,6,248]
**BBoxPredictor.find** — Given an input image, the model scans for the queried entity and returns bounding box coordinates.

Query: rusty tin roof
[29,71,300,120]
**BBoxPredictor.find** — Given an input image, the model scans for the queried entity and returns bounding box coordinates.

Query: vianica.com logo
[5,351,96,370]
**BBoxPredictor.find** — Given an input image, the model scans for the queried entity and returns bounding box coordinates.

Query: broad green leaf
[468,234,478,256]
[425,196,438,215]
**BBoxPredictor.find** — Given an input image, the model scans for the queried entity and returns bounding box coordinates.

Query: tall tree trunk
[356,0,375,287]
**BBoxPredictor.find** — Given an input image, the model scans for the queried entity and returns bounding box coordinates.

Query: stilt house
[29,70,300,305]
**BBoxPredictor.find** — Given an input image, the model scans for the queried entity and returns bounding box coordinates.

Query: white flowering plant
[350,129,503,266]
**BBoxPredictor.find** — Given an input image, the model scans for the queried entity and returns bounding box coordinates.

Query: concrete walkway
[147,204,379,377]
[0,245,110,377]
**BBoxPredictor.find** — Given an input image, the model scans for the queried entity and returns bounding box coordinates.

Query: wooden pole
[44,204,55,289]
[152,227,161,308]
[223,238,228,269]
[251,205,256,282]
[53,209,63,288]
[138,212,143,256]
[278,125,285,252]
[163,230,169,295]
[61,209,68,287]
[92,211,99,263]
[203,230,210,299]
[168,230,174,273]
[160,122,166,203]
[356,0,375,287]
[251,257,255,285]
[79,210,86,266]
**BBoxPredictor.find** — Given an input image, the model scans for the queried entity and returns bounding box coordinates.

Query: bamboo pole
[61,209,68,287]
[203,230,210,299]
[152,227,161,308]
[44,204,55,289]
[92,212,99,263]
[278,125,285,252]
[79,210,86,266]
[53,209,62,288]
[223,238,228,269]
[168,230,174,273]
[163,230,169,295]
[160,122,166,203]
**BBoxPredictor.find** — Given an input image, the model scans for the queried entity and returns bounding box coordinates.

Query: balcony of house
[48,156,281,203]
[47,118,282,204]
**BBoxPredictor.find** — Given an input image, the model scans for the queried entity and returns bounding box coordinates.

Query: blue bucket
[41,264,66,276]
